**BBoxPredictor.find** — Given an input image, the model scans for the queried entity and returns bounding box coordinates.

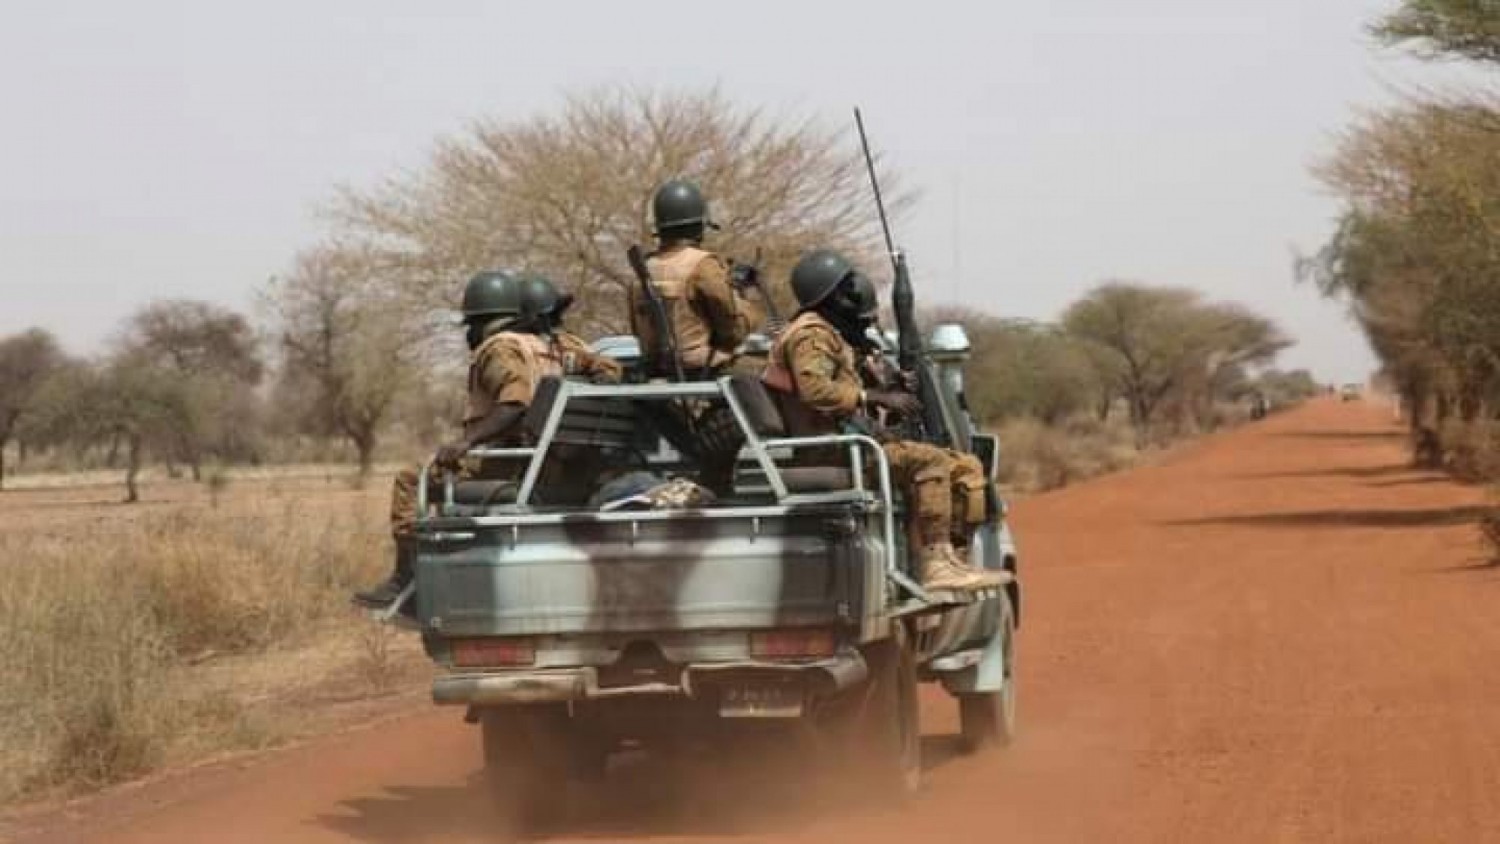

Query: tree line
[0,88,1304,498]
[1303,0,1500,475]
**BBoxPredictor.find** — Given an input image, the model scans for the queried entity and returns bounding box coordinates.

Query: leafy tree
[1303,103,1500,432]
[1374,0,1500,64]
[0,329,66,489]
[956,315,1103,424]
[1063,283,1287,436]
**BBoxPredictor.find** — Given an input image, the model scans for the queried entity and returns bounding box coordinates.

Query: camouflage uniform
[630,244,751,378]
[389,330,622,536]
[855,345,991,542]
[762,311,965,549]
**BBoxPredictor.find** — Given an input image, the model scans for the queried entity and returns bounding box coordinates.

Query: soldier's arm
[692,257,749,350]
[558,333,623,384]
[788,330,862,418]
[465,341,532,446]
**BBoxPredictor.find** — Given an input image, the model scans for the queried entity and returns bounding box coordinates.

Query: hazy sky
[0,0,1459,380]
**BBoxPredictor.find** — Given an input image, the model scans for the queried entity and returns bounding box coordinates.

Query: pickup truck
[388,324,1021,827]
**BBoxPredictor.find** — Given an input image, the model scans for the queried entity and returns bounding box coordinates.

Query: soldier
[844,274,995,552]
[762,249,1001,593]
[631,179,753,379]
[630,180,760,493]
[354,270,622,610]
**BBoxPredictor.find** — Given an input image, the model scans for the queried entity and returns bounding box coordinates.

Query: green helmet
[652,179,712,236]
[849,272,880,321]
[460,270,525,323]
[790,249,857,311]
[518,274,574,324]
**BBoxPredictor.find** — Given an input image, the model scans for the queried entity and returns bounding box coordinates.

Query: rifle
[730,248,786,336]
[626,244,685,382]
[853,107,956,448]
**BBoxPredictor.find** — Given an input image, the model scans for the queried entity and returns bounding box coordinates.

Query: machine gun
[853,108,956,449]
[626,244,686,383]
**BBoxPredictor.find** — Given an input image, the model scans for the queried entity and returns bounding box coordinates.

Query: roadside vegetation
[0,478,423,803]
[1303,0,1500,560]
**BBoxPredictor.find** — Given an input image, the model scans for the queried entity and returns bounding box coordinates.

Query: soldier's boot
[918,543,991,592]
[943,543,1007,588]
[353,537,417,612]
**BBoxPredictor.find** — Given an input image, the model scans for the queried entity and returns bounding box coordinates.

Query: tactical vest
[464,331,565,439]
[640,246,718,371]
[762,311,851,437]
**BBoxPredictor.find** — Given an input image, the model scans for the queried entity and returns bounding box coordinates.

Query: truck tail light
[750,629,836,659]
[452,637,535,668]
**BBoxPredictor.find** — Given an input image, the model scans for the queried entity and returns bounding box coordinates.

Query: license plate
[719,682,804,718]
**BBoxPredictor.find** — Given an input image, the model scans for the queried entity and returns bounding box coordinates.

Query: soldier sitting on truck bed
[353,271,622,610]
[844,273,995,556]
[762,249,1003,593]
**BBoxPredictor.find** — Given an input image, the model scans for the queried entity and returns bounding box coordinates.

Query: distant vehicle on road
[1340,384,1362,401]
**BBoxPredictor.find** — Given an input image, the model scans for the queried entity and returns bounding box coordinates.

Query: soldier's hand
[434,441,469,470]
[728,262,759,292]
[867,390,921,418]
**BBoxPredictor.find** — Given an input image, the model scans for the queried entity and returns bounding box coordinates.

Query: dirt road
[16,398,1500,843]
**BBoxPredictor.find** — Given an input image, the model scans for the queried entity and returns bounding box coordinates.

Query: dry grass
[0,474,427,804]
[996,416,1140,493]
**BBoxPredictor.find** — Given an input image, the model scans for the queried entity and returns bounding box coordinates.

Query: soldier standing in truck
[631,179,755,379]
[763,249,1003,593]
[353,271,621,610]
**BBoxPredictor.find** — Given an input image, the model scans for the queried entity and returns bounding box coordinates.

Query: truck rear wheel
[480,705,574,832]
[845,627,922,796]
[959,592,1017,751]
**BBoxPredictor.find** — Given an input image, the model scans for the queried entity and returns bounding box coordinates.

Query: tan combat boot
[944,544,1007,588]
[919,543,991,592]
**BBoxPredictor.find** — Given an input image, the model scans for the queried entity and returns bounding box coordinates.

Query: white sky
[0,0,1464,381]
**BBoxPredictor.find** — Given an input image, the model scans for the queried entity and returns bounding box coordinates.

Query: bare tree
[26,356,188,502]
[329,86,910,337]
[263,246,420,477]
[116,300,264,479]
[0,329,65,489]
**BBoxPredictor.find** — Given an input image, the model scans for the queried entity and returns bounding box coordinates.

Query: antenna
[853,107,899,274]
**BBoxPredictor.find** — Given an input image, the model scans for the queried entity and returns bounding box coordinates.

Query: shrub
[1437,420,1500,482]
[997,416,1139,493]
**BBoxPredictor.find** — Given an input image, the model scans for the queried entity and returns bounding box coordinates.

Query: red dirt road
[16,399,1500,843]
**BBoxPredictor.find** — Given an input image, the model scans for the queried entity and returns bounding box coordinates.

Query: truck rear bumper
[432,651,869,707]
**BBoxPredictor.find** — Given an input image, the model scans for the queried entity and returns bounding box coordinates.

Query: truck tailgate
[415,510,871,636]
